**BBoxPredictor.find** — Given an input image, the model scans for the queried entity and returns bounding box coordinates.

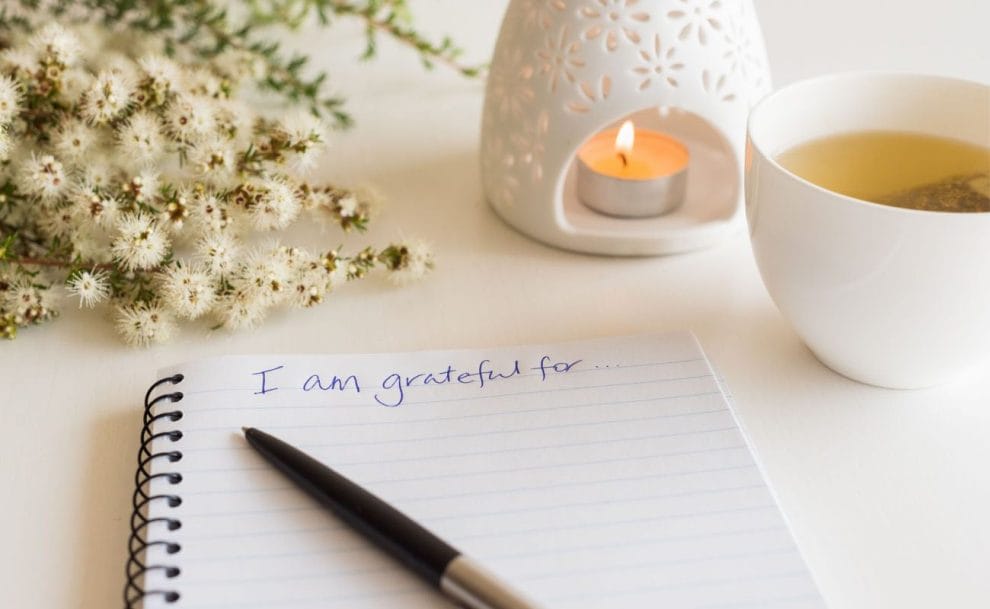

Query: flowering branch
[0,23,434,346]
[309,0,484,77]
[0,0,484,128]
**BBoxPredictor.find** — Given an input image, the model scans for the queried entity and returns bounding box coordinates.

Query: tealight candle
[576,120,689,217]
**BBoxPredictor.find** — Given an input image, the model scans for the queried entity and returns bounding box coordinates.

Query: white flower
[189,192,232,233]
[20,154,66,200]
[273,244,306,267]
[216,287,267,330]
[0,48,37,77]
[281,110,325,143]
[159,263,216,319]
[249,178,300,230]
[165,94,216,142]
[214,99,256,142]
[288,258,333,309]
[184,67,223,98]
[138,55,181,90]
[66,270,111,308]
[2,282,54,324]
[337,193,359,217]
[297,184,326,211]
[197,231,238,276]
[71,188,120,227]
[111,212,170,270]
[122,169,160,203]
[115,302,176,347]
[52,119,96,161]
[0,75,22,126]
[238,246,293,304]
[189,136,234,178]
[31,23,81,66]
[116,111,165,164]
[78,160,114,190]
[138,170,160,202]
[0,23,433,345]
[40,205,75,238]
[388,241,435,286]
[237,247,295,306]
[81,70,133,124]
[159,194,190,231]
[280,110,326,171]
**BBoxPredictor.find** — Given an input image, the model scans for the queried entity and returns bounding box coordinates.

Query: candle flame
[615,120,635,155]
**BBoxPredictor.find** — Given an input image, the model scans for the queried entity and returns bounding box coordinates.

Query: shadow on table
[72,407,144,609]
[355,146,584,263]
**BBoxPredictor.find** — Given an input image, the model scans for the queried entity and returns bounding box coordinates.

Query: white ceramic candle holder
[481,0,772,255]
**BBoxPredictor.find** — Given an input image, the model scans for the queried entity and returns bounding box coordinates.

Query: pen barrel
[244,428,459,585]
[441,556,545,609]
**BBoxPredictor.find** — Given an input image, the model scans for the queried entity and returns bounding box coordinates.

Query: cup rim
[747,70,990,217]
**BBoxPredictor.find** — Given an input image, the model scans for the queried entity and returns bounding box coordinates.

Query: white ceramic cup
[746,72,990,389]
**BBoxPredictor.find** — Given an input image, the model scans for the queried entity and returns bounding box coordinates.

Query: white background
[1,1,988,608]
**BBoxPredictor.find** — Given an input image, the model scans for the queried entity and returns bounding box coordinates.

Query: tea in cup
[745,72,990,388]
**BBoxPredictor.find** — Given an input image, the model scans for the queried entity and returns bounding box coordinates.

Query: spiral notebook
[125,333,824,608]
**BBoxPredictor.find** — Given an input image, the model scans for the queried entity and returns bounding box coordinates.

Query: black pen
[242,427,544,609]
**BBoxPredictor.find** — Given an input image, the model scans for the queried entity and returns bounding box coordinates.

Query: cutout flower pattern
[536,27,586,94]
[482,0,773,213]
[579,0,650,52]
[721,10,768,92]
[484,139,520,207]
[520,0,568,32]
[666,0,724,46]
[566,75,612,114]
[510,110,550,182]
[633,35,684,90]
[701,69,736,102]
[487,46,536,121]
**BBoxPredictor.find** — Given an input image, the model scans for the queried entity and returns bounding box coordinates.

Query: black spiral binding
[124,373,186,608]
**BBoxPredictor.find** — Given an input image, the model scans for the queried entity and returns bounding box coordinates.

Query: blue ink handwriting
[252,365,284,395]
[251,354,584,408]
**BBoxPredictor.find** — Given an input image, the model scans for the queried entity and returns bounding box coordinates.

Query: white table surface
[2,1,988,608]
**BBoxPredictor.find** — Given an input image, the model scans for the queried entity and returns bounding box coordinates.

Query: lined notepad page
[143,333,823,608]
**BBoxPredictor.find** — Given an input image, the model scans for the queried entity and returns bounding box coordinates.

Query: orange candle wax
[576,120,690,217]
[578,121,690,180]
